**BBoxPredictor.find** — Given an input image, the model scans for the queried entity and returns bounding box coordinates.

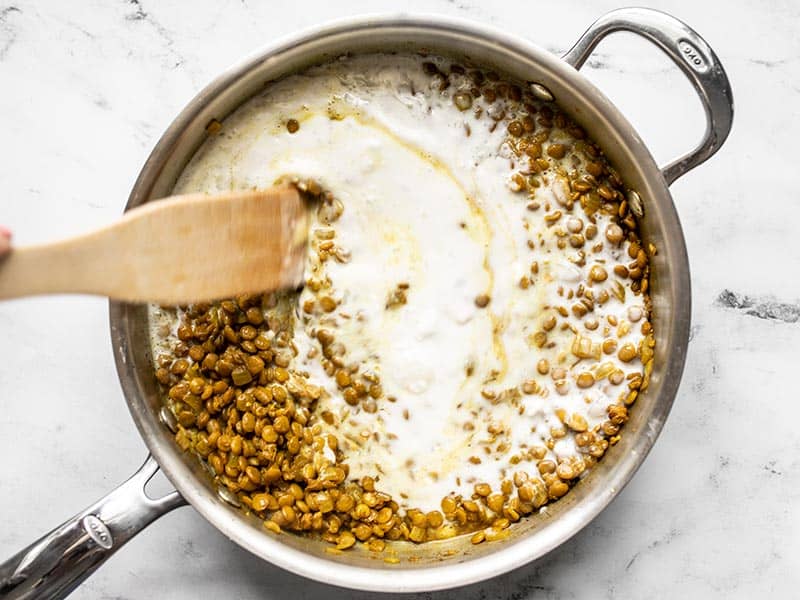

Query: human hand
[0,226,10,255]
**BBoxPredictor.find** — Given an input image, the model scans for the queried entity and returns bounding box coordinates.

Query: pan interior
[111,17,689,589]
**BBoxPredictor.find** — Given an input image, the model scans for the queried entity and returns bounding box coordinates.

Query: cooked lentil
[151,53,654,552]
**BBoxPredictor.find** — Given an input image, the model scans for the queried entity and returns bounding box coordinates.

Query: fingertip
[0,226,10,253]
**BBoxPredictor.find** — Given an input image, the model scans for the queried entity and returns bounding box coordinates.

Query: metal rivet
[217,487,241,508]
[159,406,178,433]
[627,190,644,219]
[530,82,554,102]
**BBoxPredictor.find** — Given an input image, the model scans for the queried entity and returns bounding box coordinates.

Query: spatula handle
[0,234,113,300]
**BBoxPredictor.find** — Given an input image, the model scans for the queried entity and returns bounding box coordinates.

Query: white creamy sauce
[164,54,647,513]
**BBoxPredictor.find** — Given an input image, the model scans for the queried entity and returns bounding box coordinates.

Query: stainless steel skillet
[0,8,732,597]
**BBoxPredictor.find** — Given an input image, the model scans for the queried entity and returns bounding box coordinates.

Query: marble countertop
[1,0,797,598]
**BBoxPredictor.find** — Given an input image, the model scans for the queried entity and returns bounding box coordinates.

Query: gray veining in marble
[1,0,798,598]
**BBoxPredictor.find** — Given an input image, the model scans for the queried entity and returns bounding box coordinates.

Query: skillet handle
[0,455,185,600]
[562,7,734,185]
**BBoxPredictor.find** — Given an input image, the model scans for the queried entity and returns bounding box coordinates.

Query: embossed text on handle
[677,39,709,73]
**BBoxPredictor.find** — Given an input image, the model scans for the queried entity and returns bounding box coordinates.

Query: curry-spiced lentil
[151,53,654,554]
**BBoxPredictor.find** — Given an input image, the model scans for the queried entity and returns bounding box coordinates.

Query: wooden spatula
[0,187,309,304]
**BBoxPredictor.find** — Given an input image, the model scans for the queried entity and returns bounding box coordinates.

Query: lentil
[152,54,655,554]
